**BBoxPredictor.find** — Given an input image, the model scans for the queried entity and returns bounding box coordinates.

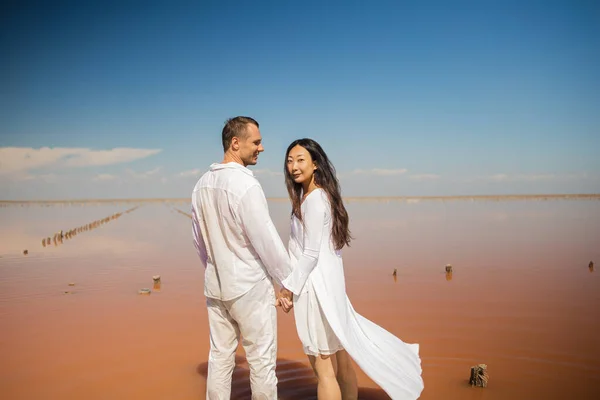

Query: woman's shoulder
[303,188,330,212]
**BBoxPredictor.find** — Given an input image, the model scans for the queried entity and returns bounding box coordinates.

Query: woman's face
[286,144,317,185]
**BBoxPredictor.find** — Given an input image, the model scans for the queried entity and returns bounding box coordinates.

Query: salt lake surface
[1,197,599,399]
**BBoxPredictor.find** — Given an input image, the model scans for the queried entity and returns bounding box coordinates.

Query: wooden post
[469,364,489,388]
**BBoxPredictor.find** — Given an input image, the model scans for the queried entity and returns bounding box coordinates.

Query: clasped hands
[275,288,293,313]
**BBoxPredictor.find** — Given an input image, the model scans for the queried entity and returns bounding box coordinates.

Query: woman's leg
[308,353,342,400]
[334,350,358,400]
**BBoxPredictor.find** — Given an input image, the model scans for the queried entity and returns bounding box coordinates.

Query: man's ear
[231,137,240,151]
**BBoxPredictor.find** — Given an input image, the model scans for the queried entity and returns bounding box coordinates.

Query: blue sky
[1,0,599,199]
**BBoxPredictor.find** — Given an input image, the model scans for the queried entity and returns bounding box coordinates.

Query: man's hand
[275,288,293,313]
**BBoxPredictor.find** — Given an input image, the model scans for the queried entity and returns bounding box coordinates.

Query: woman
[280,138,424,400]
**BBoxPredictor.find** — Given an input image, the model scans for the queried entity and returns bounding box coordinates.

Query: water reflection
[0,199,599,399]
[344,199,600,276]
[152,275,162,292]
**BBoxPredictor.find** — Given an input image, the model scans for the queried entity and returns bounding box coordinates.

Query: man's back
[195,116,295,399]
[192,162,288,301]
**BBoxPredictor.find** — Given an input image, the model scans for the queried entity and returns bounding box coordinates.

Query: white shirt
[191,162,297,301]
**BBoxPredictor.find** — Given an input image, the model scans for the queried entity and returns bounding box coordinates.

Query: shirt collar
[209,162,255,177]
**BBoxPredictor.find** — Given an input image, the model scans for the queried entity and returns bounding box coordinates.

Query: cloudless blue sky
[1,0,599,199]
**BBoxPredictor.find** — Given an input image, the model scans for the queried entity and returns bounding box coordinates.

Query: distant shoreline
[1,193,599,205]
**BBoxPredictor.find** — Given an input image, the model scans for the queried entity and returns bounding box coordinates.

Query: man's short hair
[222,116,259,152]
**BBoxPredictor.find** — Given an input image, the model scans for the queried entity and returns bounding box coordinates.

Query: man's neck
[222,151,245,167]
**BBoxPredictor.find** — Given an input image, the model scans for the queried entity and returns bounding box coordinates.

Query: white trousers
[206,277,278,400]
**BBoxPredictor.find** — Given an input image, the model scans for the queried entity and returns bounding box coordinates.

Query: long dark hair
[284,138,352,250]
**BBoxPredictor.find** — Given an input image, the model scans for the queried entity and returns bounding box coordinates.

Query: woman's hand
[275,288,294,313]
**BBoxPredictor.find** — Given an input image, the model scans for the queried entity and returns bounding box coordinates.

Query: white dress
[287,189,424,399]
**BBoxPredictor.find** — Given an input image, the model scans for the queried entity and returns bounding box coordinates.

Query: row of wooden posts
[22,206,140,255]
[173,208,192,219]
[392,264,455,281]
[392,261,594,281]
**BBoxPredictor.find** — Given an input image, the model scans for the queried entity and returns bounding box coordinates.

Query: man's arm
[238,184,297,294]
[191,198,208,268]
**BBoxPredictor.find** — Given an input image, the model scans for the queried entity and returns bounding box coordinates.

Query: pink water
[1,198,599,399]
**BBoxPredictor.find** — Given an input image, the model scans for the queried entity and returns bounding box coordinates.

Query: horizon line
[1,193,599,205]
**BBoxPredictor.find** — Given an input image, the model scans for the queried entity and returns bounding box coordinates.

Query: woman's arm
[281,191,327,294]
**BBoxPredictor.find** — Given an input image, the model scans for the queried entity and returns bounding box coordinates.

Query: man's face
[238,124,264,166]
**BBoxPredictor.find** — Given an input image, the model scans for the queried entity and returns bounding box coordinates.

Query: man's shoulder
[220,167,261,190]
[194,166,262,197]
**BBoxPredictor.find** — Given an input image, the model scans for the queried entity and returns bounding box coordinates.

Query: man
[191,116,296,400]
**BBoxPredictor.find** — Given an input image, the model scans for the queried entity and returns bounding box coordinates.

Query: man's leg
[206,297,240,400]
[229,278,278,400]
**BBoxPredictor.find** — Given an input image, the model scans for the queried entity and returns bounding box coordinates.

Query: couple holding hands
[192,116,423,400]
